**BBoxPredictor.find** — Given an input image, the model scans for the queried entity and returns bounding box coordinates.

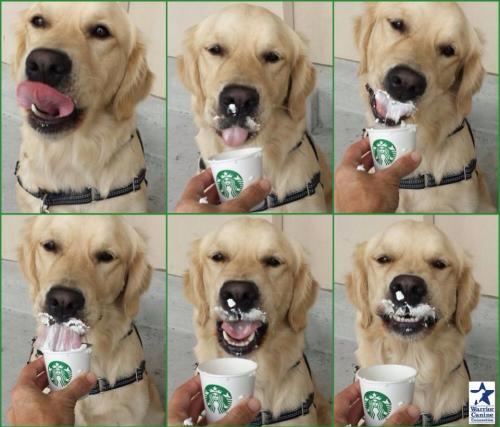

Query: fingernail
[86,372,97,383]
[410,151,421,162]
[259,179,271,192]
[407,405,420,418]
[247,398,261,412]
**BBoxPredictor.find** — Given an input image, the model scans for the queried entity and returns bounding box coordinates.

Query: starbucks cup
[357,364,417,426]
[208,148,263,203]
[366,125,417,171]
[43,344,92,391]
[198,358,257,423]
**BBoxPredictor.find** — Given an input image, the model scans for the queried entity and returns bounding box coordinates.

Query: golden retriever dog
[355,2,495,212]
[347,220,480,424]
[19,216,164,425]
[178,4,332,212]
[13,3,153,212]
[184,218,331,425]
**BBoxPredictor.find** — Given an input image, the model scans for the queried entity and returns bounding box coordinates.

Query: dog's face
[347,221,479,340]
[13,2,153,136]
[184,219,318,356]
[178,4,315,148]
[19,216,152,330]
[355,2,484,122]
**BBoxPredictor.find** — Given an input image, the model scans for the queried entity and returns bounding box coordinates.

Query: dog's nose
[219,280,260,312]
[389,274,427,306]
[45,286,85,322]
[25,49,72,88]
[384,65,427,102]
[219,85,259,117]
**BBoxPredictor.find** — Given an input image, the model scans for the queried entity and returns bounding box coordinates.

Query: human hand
[335,138,422,212]
[175,168,271,213]
[168,376,261,425]
[333,382,420,426]
[7,357,97,426]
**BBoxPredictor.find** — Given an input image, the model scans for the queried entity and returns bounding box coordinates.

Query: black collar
[15,129,147,212]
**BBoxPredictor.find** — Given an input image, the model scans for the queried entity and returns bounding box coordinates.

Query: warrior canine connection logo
[469,381,495,424]
[364,391,392,421]
[48,361,72,388]
[216,170,244,199]
[372,139,397,166]
[204,384,233,414]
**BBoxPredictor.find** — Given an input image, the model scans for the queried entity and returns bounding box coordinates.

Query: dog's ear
[346,242,372,329]
[454,254,480,334]
[184,239,210,327]
[288,243,319,333]
[18,218,40,301]
[122,226,152,318]
[11,10,28,79]
[354,5,377,75]
[177,25,206,118]
[287,36,316,121]
[454,27,485,118]
[113,31,154,121]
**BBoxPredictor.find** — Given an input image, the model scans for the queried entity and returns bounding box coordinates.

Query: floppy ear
[122,227,152,318]
[11,11,28,79]
[112,32,154,121]
[346,242,372,329]
[454,28,485,118]
[454,257,480,334]
[18,218,40,302]
[183,239,210,327]
[287,243,319,332]
[354,5,376,75]
[286,38,316,121]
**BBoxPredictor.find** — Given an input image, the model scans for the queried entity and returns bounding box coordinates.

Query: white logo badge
[469,381,495,424]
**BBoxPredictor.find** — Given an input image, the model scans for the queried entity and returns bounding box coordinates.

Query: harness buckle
[463,164,468,181]
[40,195,49,213]
[96,378,109,393]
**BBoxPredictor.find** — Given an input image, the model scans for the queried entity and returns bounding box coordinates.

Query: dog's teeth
[223,331,255,347]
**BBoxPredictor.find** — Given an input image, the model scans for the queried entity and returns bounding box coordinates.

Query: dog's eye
[210,252,226,262]
[41,240,57,252]
[206,44,224,56]
[431,259,447,270]
[262,51,281,63]
[31,15,47,29]
[263,256,281,267]
[90,25,111,39]
[96,251,114,263]
[439,45,455,57]
[389,19,406,33]
[376,255,392,264]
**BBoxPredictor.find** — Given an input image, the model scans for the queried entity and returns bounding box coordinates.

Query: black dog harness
[15,130,147,213]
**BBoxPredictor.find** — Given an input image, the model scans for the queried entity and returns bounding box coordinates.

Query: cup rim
[366,124,417,134]
[43,343,92,356]
[198,357,258,378]
[356,364,417,384]
[209,147,262,163]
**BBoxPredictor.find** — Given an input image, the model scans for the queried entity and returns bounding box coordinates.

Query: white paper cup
[357,364,417,426]
[43,344,92,391]
[198,358,257,423]
[208,148,263,202]
[367,125,417,170]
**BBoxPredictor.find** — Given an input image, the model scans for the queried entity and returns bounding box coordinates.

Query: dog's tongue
[34,323,82,352]
[221,126,249,147]
[222,320,261,340]
[16,81,74,118]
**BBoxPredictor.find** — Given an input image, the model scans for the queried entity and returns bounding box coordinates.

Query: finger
[17,357,46,385]
[169,376,203,421]
[341,139,371,168]
[380,151,422,181]
[205,183,220,205]
[347,398,364,425]
[34,370,49,390]
[188,392,205,422]
[58,372,97,402]
[334,382,361,408]
[216,398,261,425]
[181,169,215,202]
[360,150,374,171]
[384,404,421,426]
[224,180,271,212]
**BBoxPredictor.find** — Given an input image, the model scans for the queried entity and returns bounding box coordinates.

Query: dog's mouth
[215,306,268,356]
[366,84,416,126]
[377,299,439,339]
[213,104,261,147]
[34,313,89,352]
[17,81,83,134]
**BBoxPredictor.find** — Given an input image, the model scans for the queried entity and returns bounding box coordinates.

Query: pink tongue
[16,81,75,118]
[34,324,82,352]
[222,321,261,340]
[375,100,387,119]
[221,126,249,147]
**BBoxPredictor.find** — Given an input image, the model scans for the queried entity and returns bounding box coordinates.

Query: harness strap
[89,360,146,395]
[250,393,315,426]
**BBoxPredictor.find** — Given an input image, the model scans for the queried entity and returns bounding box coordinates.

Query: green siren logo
[216,170,244,199]
[373,139,397,166]
[204,384,233,414]
[48,361,72,388]
[364,391,392,420]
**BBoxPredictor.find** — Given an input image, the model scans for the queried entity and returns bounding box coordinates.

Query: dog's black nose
[25,49,72,88]
[45,286,85,322]
[219,85,259,118]
[389,274,427,306]
[384,65,427,102]
[219,280,260,312]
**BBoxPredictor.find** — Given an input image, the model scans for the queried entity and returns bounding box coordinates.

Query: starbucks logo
[216,170,244,199]
[48,361,72,388]
[364,391,392,421]
[204,384,233,414]
[373,139,397,166]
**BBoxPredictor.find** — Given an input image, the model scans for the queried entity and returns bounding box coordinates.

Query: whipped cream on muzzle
[378,299,438,337]
[35,313,89,352]
[367,85,417,126]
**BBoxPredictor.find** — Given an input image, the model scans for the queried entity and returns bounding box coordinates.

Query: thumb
[216,398,261,425]
[59,372,97,402]
[384,404,421,426]
[225,180,271,212]
[380,151,422,181]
